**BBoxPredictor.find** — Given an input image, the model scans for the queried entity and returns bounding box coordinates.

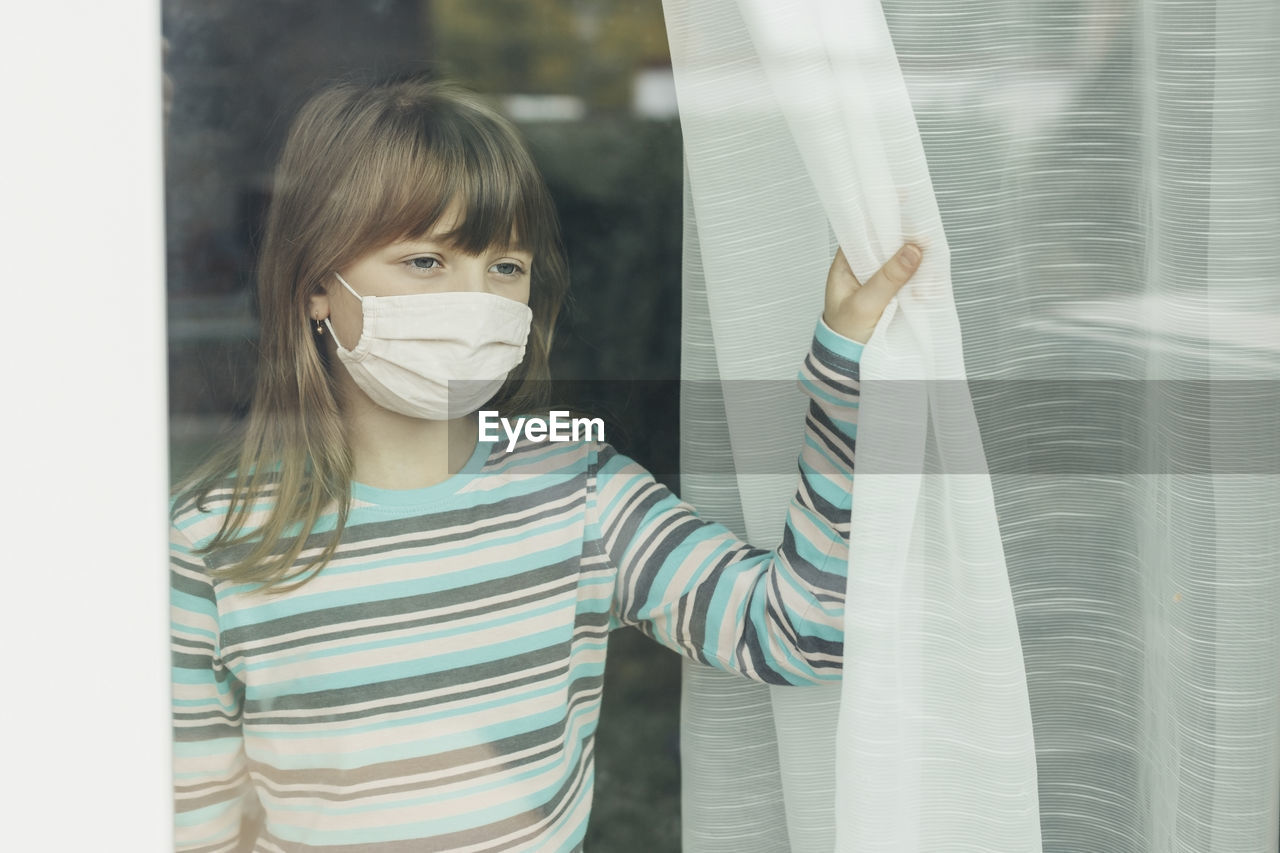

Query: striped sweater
[171,317,863,852]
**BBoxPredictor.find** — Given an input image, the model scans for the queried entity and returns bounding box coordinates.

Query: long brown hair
[174,74,571,593]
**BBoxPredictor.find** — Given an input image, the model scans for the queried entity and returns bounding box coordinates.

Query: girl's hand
[823,243,922,345]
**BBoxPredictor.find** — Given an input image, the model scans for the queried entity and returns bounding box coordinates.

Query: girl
[170,75,921,852]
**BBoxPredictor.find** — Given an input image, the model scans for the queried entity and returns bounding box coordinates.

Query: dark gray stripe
[251,674,603,798]
[808,342,861,380]
[687,546,766,666]
[735,594,792,686]
[759,576,842,681]
[627,514,709,622]
[171,554,212,579]
[797,630,844,659]
[263,738,563,803]
[804,355,862,399]
[242,575,589,659]
[223,555,580,649]
[172,565,217,603]
[805,402,857,471]
[599,469,665,559]
[336,484,587,559]
[173,700,240,723]
[174,783,244,815]
[171,656,236,693]
[174,722,241,742]
[249,658,571,727]
[797,466,851,527]
[204,474,586,569]
[779,526,846,595]
[256,737,594,852]
[244,637,574,716]
[172,650,222,673]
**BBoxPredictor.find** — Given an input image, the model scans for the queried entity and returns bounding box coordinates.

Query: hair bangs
[344,99,547,260]
[441,153,537,256]
[448,115,547,255]
[339,114,462,259]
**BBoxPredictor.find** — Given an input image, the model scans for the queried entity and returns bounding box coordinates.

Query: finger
[859,243,921,304]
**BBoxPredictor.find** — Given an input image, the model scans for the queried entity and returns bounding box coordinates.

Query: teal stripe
[221,541,584,628]
[172,669,238,694]
[813,317,866,361]
[171,619,218,644]
[173,737,242,758]
[695,554,761,664]
[255,677,584,751]
[743,580,814,679]
[594,467,651,525]
[800,464,855,511]
[173,696,232,708]
[241,596,581,675]
[251,645,609,742]
[785,518,845,575]
[252,623,578,695]
[801,377,862,410]
[350,473,578,516]
[258,696,598,773]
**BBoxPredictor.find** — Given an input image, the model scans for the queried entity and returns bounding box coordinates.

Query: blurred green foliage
[431,0,670,110]
[589,626,683,851]
[526,118,683,381]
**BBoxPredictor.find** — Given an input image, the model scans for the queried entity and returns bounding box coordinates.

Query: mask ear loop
[333,271,363,300]
[324,271,365,351]
[322,316,342,348]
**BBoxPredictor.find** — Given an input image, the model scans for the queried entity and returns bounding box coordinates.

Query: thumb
[858,243,921,307]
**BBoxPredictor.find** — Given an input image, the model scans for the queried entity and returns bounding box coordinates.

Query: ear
[308,288,330,322]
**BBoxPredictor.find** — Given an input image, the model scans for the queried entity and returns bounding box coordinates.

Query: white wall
[1,1,170,848]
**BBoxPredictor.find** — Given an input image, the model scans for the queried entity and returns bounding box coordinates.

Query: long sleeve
[170,523,249,852]
[590,316,863,686]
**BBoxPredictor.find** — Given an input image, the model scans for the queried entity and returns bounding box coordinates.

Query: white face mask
[323,272,533,420]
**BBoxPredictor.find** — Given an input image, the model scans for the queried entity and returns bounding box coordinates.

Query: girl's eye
[408,256,441,271]
[492,262,525,277]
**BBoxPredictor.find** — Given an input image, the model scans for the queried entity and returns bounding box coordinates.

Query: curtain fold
[677,156,793,851]
[667,0,1280,851]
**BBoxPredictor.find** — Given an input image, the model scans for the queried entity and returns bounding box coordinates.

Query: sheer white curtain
[666,1,1280,851]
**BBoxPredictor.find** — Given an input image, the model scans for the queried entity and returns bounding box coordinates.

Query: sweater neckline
[350,436,495,507]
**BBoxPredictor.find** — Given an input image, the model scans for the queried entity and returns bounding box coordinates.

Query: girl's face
[311,199,534,352]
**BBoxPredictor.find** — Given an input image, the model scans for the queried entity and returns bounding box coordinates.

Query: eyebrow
[388,238,532,257]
